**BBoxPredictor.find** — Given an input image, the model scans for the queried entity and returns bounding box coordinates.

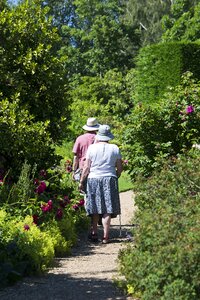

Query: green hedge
[134,42,200,104]
[118,151,200,300]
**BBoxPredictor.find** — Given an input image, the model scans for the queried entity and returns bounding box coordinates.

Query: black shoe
[98,218,102,226]
[88,233,98,243]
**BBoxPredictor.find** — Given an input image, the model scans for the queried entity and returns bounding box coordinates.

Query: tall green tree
[162,0,200,42]
[68,68,133,139]
[0,0,70,175]
[123,0,172,46]
[45,0,140,78]
[0,0,69,141]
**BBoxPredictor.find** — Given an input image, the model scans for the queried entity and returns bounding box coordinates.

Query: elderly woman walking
[79,124,123,244]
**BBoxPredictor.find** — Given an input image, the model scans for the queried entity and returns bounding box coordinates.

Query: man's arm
[79,158,91,191]
[72,154,79,180]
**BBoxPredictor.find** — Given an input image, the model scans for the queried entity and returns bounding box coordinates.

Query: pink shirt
[72,132,96,169]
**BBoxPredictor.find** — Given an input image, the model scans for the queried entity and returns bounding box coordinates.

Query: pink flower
[66,166,72,173]
[186,105,194,114]
[39,169,47,178]
[78,199,85,206]
[33,214,39,225]
[41,204,49,212]
[72,204,79,211]
[41,201,52,213]
[59,200,66,208]
[48,199,53,208]
[123,159,128,165]
[64,196,70,203]
[34,178,39,185]
[60,196,70,208]
[36,181,47,194]
[56,208,63,219]
[24,224,30,231]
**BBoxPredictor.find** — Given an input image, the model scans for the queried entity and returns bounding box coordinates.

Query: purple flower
[56,208,63,219]
[123,159,128,165]
[64,196,70,203]
[36,181,47,194]
[60,196,70,208]
[72,204,79,211]
[186,105,194,114]
[41,204,49,212]
[39,169,47,178]
[78,199,85,206]
[34,178,39,186]
[33,214,39,225]
[48,199,53,208]
[66,166,72,173]
[41,201,52,213]
[24,224,30,231]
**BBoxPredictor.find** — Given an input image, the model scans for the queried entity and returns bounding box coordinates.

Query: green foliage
[162,1,200,42]
[123,71,200,179]
[0,212,55,287]
[0,157,89,286]
[0,97,59,178]
[118,152,200,300]
[42,219,74,257]
[123,0,171,46]
[133,42,200,104]
[0,0,69,139]
[59,0,139,78]
[68,69,133,139]
[0,0,70,177]
[6,160,36,206]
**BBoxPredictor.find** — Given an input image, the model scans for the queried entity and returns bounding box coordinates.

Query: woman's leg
[102,213,111,240]
[91,214,99,235]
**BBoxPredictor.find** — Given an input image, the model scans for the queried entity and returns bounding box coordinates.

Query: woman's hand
[78,182,84,192]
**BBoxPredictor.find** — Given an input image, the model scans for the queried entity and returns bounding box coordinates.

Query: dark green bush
[134,42,200,104]
[0,97,61,180]
[118,151,200,300]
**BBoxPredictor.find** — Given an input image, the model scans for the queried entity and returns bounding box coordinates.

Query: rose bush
[123,71,200,179]
[0,159,90,287]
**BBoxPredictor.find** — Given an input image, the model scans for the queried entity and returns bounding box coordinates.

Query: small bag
[74,168,82,182]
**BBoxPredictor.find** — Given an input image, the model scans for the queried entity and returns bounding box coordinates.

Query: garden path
[0,190,136,300]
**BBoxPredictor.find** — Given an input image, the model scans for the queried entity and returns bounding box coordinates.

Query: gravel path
[0,191,136,300]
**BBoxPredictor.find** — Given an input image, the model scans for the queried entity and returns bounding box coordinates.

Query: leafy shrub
[0,158,89,286]
[118,151,200,300]
[0,98,60,179]
[42,220,73,257]
[68,69,132,139]
[123,71,200,179]
[0,212,54,287]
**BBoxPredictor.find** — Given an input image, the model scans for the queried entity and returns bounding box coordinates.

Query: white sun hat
[82,117,100,131]
[96,124,114,141]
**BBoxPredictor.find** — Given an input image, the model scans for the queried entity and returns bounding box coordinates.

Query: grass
[118,171,134,193]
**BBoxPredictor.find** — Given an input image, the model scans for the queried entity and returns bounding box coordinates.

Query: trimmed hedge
[134,42,200,104]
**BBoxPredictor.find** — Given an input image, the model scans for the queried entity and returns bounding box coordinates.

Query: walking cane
[119,214,122,237]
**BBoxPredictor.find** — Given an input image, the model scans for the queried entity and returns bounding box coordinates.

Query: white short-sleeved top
[86,143,122,178]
